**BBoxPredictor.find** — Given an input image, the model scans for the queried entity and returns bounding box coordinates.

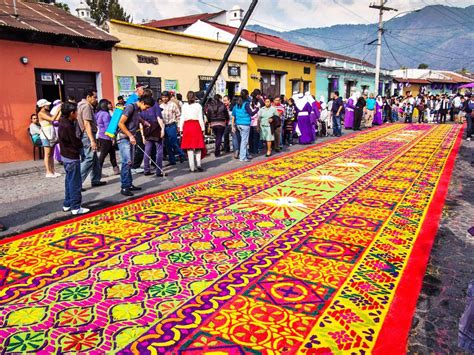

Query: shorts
[41,139,52,147]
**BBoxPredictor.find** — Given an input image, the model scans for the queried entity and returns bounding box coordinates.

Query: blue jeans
[249,126,260,154]
[232,127,241,152]
[144,140,163,174]
[391,111,398,122]
[332,115,342,136]
[64,160,82,210]
[466,114,473,139]
[237,125,250,161]
[164,124,184,164]
[118,139,134,189]
[80,136,102,184]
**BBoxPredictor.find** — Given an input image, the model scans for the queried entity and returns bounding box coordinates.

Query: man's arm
[83,119,97,151]
[118,115,136,145]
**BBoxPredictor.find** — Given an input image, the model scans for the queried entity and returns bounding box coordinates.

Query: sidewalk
[0,159,44,178]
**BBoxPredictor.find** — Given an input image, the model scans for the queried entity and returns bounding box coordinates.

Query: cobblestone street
[409,141,474,353]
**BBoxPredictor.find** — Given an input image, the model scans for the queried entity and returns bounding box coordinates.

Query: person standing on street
[205,94,229,157]
[439,95,449,124]
[464,94,474,141]
[258,97,277,157]
[365,93,376,128]
[117,96,154,197]
[142,98,165,177]
[331,91,344,137]
[232,89,258,162]
[58,102,89,215]
[272,96,285,151]
[37,99,61,178]
[354,93,366,131]
[160,91,185,166]
[96,99,120,176]
[180,91,206,172]
[77,89,106,188]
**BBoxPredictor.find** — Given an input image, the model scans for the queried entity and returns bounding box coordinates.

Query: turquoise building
[315,54,392,101]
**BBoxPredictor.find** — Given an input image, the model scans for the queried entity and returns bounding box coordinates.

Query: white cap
[36,99,51,108]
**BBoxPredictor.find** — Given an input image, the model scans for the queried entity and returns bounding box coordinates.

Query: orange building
[0,0,118,163]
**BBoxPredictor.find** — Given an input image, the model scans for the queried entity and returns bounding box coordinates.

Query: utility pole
[202,0,259,104]
[370,0,397,95]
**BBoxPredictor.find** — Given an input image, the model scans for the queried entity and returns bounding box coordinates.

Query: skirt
[181,120,206,150]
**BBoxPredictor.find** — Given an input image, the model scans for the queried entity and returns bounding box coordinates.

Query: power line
[382,33,402,68]
[385,32,465,60]
[332,0,372,23]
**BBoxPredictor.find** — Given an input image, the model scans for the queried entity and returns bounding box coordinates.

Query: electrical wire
[385,32,465,60]
[382,33,403,68]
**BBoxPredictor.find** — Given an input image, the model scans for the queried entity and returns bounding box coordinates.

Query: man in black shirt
[331,91,344,137]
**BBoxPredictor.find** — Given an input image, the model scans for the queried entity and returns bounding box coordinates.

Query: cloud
[63,0,473,29]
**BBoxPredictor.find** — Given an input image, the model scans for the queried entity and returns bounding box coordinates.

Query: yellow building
[109,20,248,99]
[182,21,326,99]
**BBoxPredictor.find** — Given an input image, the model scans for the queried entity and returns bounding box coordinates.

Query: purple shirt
[96,110,112,140]
[140,102,163,123]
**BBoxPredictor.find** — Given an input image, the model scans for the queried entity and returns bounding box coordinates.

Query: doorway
[35,69,96,103]
[226,82,239,99]
[260,73,281,98]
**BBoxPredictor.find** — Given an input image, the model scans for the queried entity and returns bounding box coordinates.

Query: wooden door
[261,73,281,98]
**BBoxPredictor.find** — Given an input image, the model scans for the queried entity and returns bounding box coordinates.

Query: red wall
[0,39,114,163]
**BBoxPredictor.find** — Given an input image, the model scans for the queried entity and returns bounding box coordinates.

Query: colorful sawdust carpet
[0,124,463,354]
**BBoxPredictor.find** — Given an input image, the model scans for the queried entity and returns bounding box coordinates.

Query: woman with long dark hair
[96,99,119,176]
[180,91,206,172]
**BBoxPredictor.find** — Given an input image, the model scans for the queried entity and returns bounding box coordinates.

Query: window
[304,67,311,75]
[292,80,300,93]
[303,81,311,93]
[136,76,162,99]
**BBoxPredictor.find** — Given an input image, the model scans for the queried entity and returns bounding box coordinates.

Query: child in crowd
[58,102,89,215]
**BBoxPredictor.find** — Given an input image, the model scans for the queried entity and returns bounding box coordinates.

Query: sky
[66,0,473,29]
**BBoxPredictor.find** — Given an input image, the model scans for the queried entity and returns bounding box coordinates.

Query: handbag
[40,125,58,145]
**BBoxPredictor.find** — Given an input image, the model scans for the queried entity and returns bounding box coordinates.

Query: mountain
[247,5,474,71]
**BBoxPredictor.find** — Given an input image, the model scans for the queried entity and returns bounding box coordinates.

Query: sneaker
[62,206,71,212]
[156,173,164,177]
[129,185,142,191]
[144,171,153,176]
[196,166,204,172]
[71,207,90,215]
[467,137,471,141]
[45,173,57,178]
[131,168,144,174]
[113,166,120,175]
[54,172,62,177]
[240,158,251,162]
[91,181,107,187]
[121,188,134,197]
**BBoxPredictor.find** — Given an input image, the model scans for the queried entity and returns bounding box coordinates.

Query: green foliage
[418,63,429,69]
[86,0,130,26]
[54,2,70,13]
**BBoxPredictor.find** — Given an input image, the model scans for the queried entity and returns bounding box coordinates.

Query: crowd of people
[28,84,473,216]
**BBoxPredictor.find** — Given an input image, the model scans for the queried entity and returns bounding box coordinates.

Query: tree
[418,63,429,69]
[86,0,130,26]
[54,2,70,13]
